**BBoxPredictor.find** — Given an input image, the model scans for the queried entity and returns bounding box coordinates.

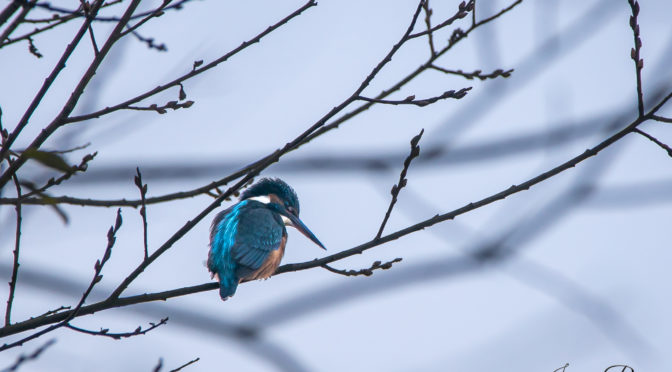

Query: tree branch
[628,0,644,116]
[376,129,424,239]
[65,317,167,340]
[5,172,22,326]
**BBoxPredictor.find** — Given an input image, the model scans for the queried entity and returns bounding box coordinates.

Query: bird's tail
[218,274,239,300]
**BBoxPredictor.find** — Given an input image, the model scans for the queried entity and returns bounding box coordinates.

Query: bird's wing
[208,204,238,277]
[231,206,284,274]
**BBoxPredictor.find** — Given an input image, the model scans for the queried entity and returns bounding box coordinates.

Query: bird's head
[241,178,325,250]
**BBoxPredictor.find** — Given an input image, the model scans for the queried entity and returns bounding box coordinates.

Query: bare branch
[169,358,200,372]
[5,172,22,326]
[65,317,168,340]
[128,100,194,115]
[430,64,513,80]
[322,258,403,277]
[129,30,167,52]
[422,0,436,56]
[652,115,672,123]
[633,128,672,157]
[376,129,424,239]
[19,152,97,199]
[134,168,149,260]
[628,0,644,116]
[408,0,474,40]
[64,0,318,125]
[357,88,471,107]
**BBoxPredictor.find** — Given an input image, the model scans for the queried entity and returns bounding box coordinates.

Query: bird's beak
[284,213,326,250]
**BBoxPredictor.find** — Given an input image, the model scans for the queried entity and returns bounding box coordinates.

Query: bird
[208,178,325,300]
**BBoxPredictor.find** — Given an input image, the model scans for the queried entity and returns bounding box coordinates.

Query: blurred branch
[1,338,55,372]
[4,91,671,337]
[0,108,619,207]
[0,0,524,210]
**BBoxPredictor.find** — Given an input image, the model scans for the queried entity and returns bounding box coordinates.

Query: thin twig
[128,100,194,115]
[65,317,168,340]
[408,0,473,40]
[376,129,424,239]
[430,64,513,80]
[628,0,644,116]
[80,0,100,56]
[357,88,470,107]
[652,115,672,123]
[169,358,200,372]
[18,152,97,199]
[633,128,672,157]
[422,0,436,56]
[130,30,167,51]
[322,258,402,277]
[5,172,22,326]
[135,168,149,260]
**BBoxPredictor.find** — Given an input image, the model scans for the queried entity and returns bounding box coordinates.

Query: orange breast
[247,235,286,280]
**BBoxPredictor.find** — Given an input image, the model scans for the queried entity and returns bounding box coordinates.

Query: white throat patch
[248,195,271,204]
[281,215,293,226]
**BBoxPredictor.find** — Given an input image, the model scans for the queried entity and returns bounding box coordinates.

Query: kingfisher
[208,178,325,300]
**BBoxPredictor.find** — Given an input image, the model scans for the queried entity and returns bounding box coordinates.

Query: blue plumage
[208,178,325,300]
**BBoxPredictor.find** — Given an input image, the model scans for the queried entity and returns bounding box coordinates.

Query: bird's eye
[287,206,297,216]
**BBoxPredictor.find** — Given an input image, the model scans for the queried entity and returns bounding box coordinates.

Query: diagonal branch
[0,0,104,166]
[64,0,318,125]
[0,209,122,351]
[633,128,672,157]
